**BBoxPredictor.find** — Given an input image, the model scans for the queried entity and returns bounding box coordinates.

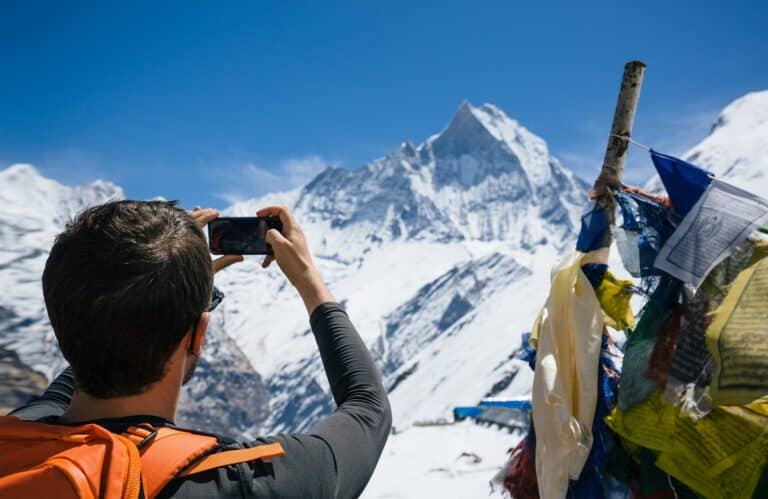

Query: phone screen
[208,217,282,255]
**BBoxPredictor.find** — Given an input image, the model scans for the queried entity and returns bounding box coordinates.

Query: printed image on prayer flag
[654,179,768,287]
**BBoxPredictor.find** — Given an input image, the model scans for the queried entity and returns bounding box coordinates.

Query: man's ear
[190,312,210,355]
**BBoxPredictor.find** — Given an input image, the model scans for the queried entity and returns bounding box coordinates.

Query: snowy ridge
[230,101,587,256]
[378,252,540,427]
[375,253,530,393]
[646,90,768,194]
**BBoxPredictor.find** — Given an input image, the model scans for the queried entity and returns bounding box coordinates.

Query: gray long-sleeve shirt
[10,302,392,499]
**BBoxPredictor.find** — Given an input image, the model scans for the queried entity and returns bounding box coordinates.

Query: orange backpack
[0,415,285,499]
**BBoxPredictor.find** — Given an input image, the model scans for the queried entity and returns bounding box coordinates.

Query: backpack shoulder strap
[178,442,286,477]
[123,426,285,499]
[123,425,215,498]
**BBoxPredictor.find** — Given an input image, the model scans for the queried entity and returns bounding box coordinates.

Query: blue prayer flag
[650,150,713,216]
[576,204,610,252]
[615,192,675,277]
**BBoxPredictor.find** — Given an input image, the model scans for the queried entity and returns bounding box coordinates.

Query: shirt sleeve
[246,302,392,499]
[9,366,75,420]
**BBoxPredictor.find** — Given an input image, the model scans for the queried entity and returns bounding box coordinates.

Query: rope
[621,184,671,208]
[610,134,652,151]
[588,134,671,207]
[589,176,669,207]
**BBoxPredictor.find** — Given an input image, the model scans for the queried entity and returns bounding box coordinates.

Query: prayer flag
[650,150,713,216]
[655,179,768,287]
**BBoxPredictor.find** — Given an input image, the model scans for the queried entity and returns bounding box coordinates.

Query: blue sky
[2,1,766,208]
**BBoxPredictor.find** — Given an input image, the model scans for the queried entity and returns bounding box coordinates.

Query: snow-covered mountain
[221,102,586,431]
[0,165,268,436]
[646,89,768,193]
[2,91,767,497]
[293,101,585,247]
[0,164,124,377]
[0,102,582,438]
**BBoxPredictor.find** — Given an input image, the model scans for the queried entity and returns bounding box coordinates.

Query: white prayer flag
[654,179,768,287]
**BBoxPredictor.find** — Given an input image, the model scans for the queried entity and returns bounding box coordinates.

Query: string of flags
[497,147,768,499]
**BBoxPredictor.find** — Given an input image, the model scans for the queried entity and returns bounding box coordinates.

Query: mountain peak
[646,89,768,195]
[433,101,548,161]
[446,101,525,141]
[431,101,511,162]
[246,100,586,250]
[683,89,768,194]
[709,89,768,136]
[0,164,125,225]
[0,164,61,201]
[451,99,481,124]
[428,101,560,193]
[457,98,473,113]
[0,164,122,197]
[0,163,42,182]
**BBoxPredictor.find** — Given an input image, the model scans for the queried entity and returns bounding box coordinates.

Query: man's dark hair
[43,200,214,398]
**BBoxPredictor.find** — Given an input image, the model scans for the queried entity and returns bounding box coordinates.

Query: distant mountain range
[2,90,766,441]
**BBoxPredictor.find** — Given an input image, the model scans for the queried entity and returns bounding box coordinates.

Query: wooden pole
[595,60,646,211]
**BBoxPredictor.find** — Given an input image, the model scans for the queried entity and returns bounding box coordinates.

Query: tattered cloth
[530,250,605,498]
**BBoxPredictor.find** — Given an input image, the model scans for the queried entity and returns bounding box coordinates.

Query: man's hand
[191,206,244,274]
[256,205,334,314]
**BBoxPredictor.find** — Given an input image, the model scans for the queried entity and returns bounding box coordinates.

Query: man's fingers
[192,208,219,228]
[213,254,244,273]
[265,228,290,247]
[255,205,280,217]
[256,205,296,232]
[192,206,213,218]
[263,230,288,269]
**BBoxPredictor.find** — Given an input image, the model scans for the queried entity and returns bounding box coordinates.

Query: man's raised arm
[257,205,392,498]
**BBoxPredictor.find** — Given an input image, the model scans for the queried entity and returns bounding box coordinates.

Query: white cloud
[215,155,331,204]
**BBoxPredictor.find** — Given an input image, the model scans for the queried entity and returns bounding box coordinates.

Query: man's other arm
[9,367,75,420]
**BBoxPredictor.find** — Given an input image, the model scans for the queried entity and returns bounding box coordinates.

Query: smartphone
[207,216,283,255]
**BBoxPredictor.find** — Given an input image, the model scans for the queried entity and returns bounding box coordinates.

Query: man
[8,200,391,498]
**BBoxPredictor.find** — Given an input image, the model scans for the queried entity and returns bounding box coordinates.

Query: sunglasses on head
[189,286,224,355]
[205,286,225,313]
